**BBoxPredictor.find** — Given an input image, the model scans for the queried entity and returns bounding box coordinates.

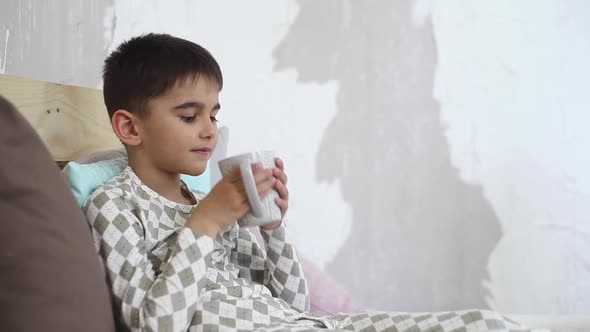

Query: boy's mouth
[191,148,212,155]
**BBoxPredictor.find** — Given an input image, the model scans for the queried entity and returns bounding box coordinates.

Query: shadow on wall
[0,0,113,87]
[273,0,502,311]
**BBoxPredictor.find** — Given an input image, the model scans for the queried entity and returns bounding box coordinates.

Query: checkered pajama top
[84,167,310,331]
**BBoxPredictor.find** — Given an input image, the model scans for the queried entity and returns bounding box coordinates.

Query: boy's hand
[261,157,289,231]
[186,163,275,238]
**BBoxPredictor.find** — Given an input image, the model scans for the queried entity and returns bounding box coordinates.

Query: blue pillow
[63,157,211,207]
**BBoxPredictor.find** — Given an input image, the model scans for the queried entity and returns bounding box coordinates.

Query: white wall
[431,0,590,313]
[2,0,588,315]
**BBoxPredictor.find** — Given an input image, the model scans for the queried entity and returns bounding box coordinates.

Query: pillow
[0,96,115,331]
[63,156,211,207]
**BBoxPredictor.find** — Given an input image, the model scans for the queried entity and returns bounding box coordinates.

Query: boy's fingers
[253,168,273,184]
[274,178,288,200]
[275,197,288,211]
[257,177,276,198]
[273,168,288,185]
[274,157,284,170]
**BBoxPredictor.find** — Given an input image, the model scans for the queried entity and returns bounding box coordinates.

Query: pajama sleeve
[231,225,310,312]
[84,188,214,332]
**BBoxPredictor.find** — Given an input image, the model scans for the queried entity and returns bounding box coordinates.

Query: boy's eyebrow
[173,101,221,111]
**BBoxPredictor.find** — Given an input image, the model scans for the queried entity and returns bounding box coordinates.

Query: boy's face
[136,76,220,177]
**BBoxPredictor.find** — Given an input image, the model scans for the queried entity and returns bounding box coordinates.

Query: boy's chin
[183,168,207,176]
[178,160,209,176]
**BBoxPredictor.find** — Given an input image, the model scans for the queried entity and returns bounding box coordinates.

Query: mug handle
[239,162,265,218]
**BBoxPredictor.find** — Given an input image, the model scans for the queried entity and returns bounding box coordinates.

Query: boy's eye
[180,115,195,123]
[211,116,219,123]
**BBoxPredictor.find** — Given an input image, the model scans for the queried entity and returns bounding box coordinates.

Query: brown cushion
[0,96,115,332]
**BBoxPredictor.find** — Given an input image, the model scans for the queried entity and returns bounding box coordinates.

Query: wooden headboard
[0,74,122,162]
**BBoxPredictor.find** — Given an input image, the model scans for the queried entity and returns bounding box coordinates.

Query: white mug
[217,150,282,227]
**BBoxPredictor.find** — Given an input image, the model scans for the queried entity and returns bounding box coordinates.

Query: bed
[0,73,588,331]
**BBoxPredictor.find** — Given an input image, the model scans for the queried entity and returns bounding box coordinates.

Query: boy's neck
[128,153,195,205]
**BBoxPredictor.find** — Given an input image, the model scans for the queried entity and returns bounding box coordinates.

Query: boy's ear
[111,109,142,147]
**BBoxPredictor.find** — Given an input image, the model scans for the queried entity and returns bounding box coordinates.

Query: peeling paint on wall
[0,0,113,87]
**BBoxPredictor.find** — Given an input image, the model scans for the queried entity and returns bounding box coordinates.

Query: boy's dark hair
[103,33,223,119]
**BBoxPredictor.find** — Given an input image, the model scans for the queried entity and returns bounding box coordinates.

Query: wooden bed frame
[0,74,122,163]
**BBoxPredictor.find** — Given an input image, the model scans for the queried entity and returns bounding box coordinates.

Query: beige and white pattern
[84,166,309,331]
[84,166,535,332]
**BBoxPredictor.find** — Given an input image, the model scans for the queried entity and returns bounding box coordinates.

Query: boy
[85,34,530,332]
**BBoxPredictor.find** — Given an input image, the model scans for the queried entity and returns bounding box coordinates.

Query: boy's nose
[199,120,217,139]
